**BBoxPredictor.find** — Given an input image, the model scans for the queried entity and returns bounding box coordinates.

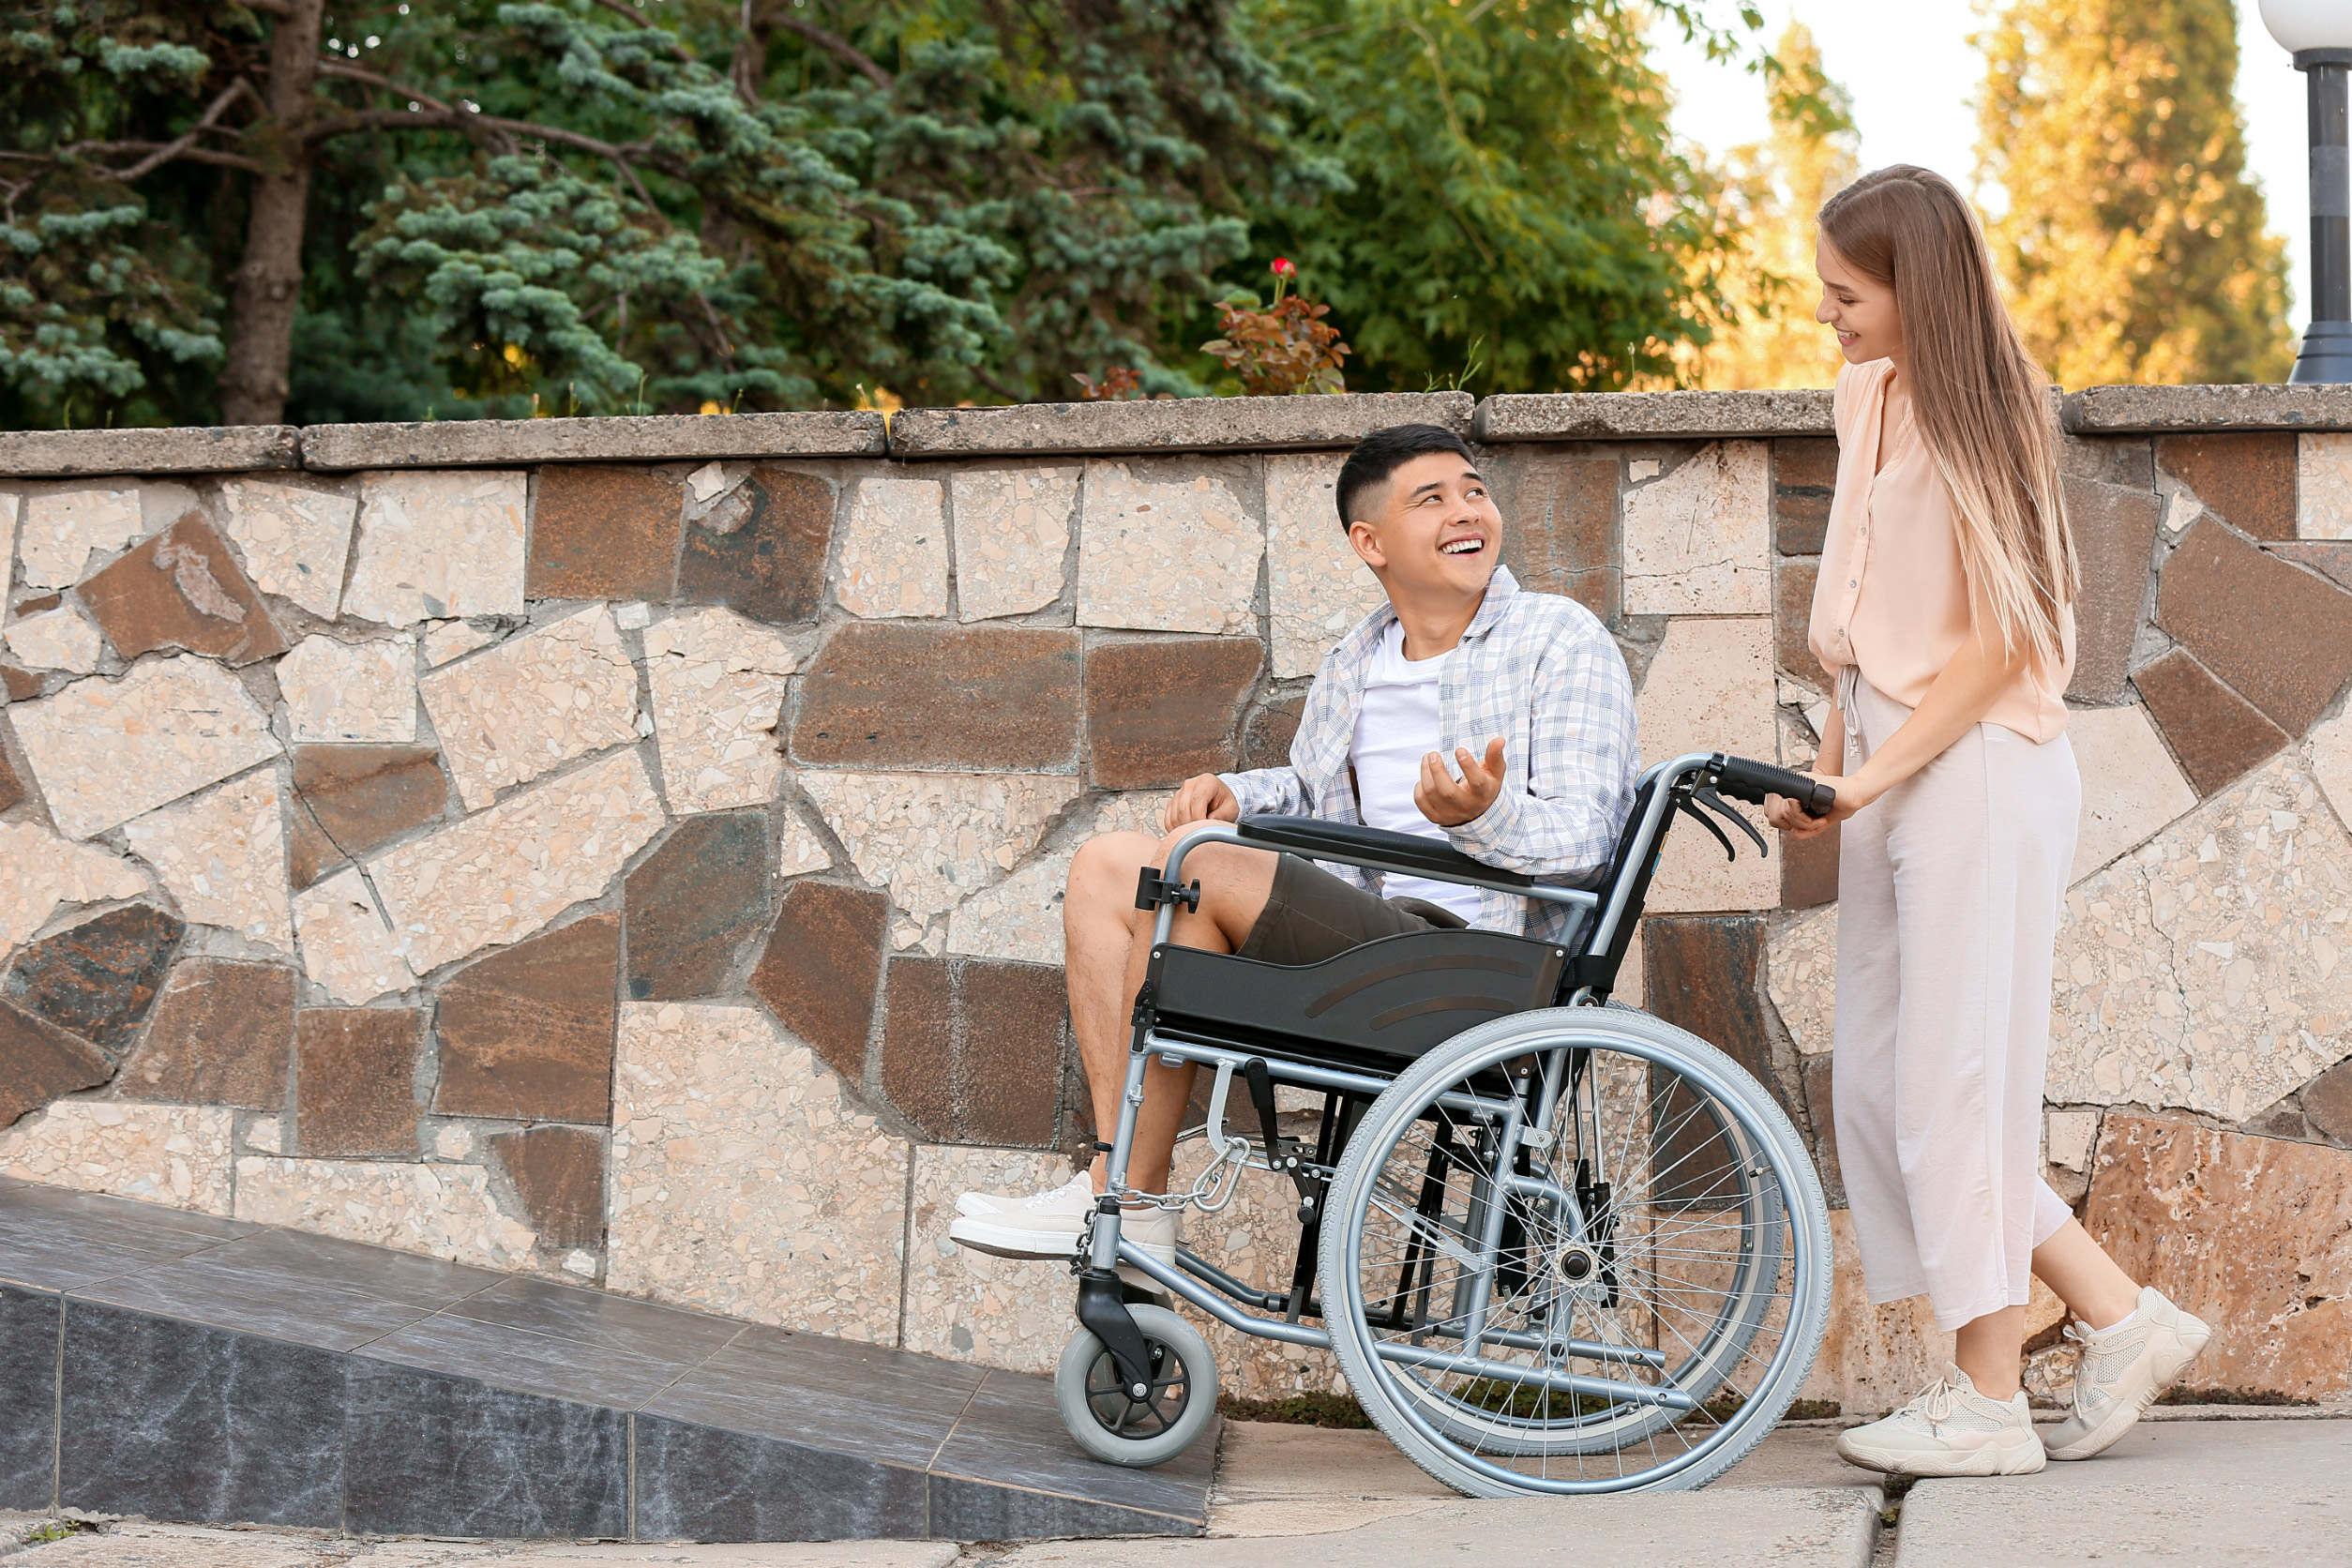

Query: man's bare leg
[1063,829,1277,1196]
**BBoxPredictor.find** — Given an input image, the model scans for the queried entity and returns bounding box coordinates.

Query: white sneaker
[2044,1287,2212,1460]
[1833,1364,2046,1477]
[946,1175,1179,1269]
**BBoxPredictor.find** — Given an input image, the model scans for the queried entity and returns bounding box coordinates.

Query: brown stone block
[2266,541,2352,593]
[1780,821,1839,909]
[2155,432,2297,540]
[2133,649,2290,797]
[1241,695,1304,771]
[294,1006,423,1156]
[77,514,287,666]
[1,905,184,1060]
[1641,914,1795,1120]
[792,624,1080,772]
[115,959,295,1108]
[1774,558,1826,689]
[1,666,38,702]
[677,467,833,625]
[2300,1059,2352,1145]
[490,1124,605,1252]
[0,1000,113,1128]
[1494,454,1619,620]
[433,914,619,1124]
[1802,1054,1842,1206]
[290,745,451,888]
[747,881,888,1082]
[1085,637,1262,790]
[1772,438,1838,556]
[0,742,21,814]
[2082,1113,2352,1400]
[880,955,1064,1146]
[527,465,683,602]
[2060,434,2153,490]
[625,812,773,1000]
[2157,520,2352,734]
[2062,475,2161,704]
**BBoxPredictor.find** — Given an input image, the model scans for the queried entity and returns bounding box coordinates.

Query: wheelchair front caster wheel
[1055,1303,1218,1467]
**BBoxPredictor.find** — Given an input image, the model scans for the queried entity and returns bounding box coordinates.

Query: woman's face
[1816,239,1904,365]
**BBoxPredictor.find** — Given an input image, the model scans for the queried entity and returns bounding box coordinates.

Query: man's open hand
[1163,773,1240,831]
[1416,738,1506,827]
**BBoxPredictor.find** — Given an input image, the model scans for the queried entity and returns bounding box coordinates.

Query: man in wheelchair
[949,422,1639,1272]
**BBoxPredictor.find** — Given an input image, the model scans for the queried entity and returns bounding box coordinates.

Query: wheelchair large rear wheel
[1319,1006,1831,1495]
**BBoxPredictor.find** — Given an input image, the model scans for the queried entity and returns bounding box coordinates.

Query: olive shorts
[1234,852,1470,968]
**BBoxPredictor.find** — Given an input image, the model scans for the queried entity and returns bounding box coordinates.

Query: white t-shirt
[1348,621,1483,925]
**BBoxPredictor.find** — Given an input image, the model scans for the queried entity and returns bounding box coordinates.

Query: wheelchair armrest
[1234,814,1536,895]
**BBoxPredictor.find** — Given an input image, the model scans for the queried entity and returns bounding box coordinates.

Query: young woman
[1764,165,2209,1477]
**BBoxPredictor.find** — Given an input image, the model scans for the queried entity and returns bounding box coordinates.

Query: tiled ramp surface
[0,1178,1213,1542]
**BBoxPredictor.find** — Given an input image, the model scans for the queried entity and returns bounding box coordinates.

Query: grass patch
[2156,1385,2318,1408]
[1217,1391,1373,1427]
[24,1521,96,1545]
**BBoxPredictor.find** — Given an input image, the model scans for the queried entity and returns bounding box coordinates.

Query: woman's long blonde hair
[1818,165,2078,672]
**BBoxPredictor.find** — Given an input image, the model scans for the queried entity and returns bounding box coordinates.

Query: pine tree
[1975,0,2293,386]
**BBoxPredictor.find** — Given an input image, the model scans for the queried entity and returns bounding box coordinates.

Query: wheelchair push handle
[1709,754,1835,820]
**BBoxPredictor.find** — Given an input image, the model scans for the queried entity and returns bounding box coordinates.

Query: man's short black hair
[1334,424,1479,534]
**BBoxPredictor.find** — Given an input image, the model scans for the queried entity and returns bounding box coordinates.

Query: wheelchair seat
[1149,927,1568,1070]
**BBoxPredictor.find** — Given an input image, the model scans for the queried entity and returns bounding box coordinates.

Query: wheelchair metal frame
[1074,748,1808,1477]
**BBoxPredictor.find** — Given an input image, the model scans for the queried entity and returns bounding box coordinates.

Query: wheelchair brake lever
[1243,1058,1320,1220]
[1674,793,1739,862]
[1694,786,1769,858]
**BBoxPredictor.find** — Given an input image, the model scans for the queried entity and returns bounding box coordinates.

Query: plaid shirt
[1219,565,1638,943]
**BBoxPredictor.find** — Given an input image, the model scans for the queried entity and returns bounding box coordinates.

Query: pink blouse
[1807,358,2074,744]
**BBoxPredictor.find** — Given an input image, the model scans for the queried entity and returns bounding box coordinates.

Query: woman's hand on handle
[1163,774,1240,832]
[1765,702,1855,837]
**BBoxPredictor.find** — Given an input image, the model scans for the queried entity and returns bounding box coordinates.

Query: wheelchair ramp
[0,1178,1214,1542]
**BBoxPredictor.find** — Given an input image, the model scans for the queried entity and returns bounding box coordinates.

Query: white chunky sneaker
[2044,1287,2212,1460]
[1834,1364,2046,1477]
[946,1175,1179,1270]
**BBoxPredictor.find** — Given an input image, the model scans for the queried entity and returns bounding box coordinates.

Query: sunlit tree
[1975,0,2292,386]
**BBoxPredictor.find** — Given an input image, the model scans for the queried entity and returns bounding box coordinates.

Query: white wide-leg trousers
[1831,672,2081,1333]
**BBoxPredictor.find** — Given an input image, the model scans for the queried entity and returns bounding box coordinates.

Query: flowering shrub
[1201,259,1350,396]
[1072,367,1149,400]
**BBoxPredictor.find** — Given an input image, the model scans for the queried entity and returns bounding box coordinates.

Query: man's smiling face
[1347,451,1501,596]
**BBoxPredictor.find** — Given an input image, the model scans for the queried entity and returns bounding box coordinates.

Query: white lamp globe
[2262,0,2352,53]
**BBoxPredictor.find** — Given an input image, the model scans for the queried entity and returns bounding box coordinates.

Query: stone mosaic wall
[0,398,2348,1410]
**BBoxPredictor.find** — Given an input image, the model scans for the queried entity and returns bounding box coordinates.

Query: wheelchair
[1050,750,1839,1496]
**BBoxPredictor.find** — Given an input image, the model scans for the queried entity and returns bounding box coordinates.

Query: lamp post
[2263,1,2352,382]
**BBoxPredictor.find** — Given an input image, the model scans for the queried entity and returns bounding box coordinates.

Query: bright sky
[1650,1,2316,318]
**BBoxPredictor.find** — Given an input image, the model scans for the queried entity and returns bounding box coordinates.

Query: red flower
[1271,257,1296,278]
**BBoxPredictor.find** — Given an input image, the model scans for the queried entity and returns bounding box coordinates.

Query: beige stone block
[642,607,795,814]
[2045,1108,2099,1173]
[2313,708,2352,834]
[234,1155,540,1271]
[1765,904,1838,1055]
[421,618,497,666]
[19,488,142,588]
[1622,442,1771,615]
[4,604,103,673]
[0,493,16,588]
[344,470,528,626]
[0,1102,234,1214]
[293,866,415,1003]
[0,820,148,958]
[2049,753,2352,1121]
[420,606,636,809]
[121,768,293,953]
[10,654,281,839]
[606,1001,909,1342]
[900,1144,1077,1374]
[1634,617,1779,911]
[837,475,948,619]
[776,808,834,878]
[1076,458,1261,635]
[951,465,1077,623]
[2069,702,2196,883]
[802,770,1081,923]
[942,790,1170,964]
[2298,432,2352,540]
[1266,452,1380,679]
[278,632,418,744]
[218,478,358,618]
[370,747,664,975]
